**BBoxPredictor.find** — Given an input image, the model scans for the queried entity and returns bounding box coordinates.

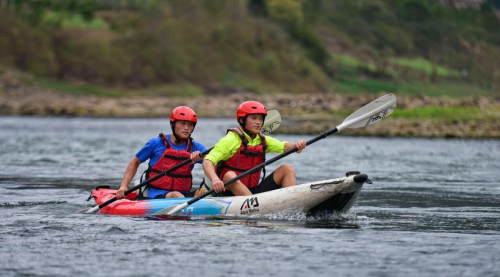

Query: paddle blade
[153,204,180,215]
[79,203,104,214]
[338,94,397,130]
[261,109,281,135]
[153,203,188,215]
[78,207,96,214]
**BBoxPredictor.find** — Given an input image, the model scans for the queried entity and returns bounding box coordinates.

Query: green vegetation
[333,106,500,124]
[33,78,204,98]
[391,106,500,121]
[0,0,499,97]
[389,58,461,78]
[42,10,108,29]
[330,78,494,97]
[327,53,493,97]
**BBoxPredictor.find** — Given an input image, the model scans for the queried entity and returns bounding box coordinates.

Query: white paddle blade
[165,202,188,215]
[261,109,281,135]
[338,93,397,131]
[153,204,183,215]
[79,206,99,214]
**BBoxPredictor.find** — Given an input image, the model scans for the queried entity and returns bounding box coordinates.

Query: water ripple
[0,201,67,207]
[1,117,500,277]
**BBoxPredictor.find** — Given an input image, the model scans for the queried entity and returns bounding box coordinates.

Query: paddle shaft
[86,147,213,213]
[167,127,339,214]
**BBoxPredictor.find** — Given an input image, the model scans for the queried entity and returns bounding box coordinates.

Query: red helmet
[237,101,267,123]
[170,106,197,123]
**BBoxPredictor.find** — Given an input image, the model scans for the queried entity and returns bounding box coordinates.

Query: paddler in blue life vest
[203,101,306,196]
[116,106,207,199]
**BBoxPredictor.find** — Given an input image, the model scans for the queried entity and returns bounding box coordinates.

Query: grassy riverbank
[1,1,499,138]
[3,65,495,99]
[1,69,499,138]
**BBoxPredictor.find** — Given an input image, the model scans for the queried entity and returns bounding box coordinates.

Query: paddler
[116,106,206,199]
[203,101,306,196]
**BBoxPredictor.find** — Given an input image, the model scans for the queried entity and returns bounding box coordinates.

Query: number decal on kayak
[240,197,259,215]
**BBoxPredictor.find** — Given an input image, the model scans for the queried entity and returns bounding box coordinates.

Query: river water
[0,116,499,277]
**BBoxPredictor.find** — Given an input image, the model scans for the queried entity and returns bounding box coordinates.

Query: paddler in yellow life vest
[116,106,207,200]
[203,101,306,196]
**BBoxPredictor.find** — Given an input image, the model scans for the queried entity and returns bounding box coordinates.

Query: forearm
[202,160,219,181]
[283,141,306,153]
[283,142,295,152]
[119,157,141,190]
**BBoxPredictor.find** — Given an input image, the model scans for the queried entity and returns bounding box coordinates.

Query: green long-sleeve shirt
[204,129,286,166]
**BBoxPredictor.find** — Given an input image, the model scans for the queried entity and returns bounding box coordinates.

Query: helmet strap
[170,121,194,145]
[238,116,246,127]
[239,115,266,128]
[239,115,264,138]
[170,121,185,144]
[239,116,249,135]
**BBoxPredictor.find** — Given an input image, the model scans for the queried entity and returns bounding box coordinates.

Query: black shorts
[221,172,281,196]
[153,190,195,199]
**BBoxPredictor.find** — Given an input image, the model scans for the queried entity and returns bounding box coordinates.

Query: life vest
[145,133,193,192]
[216,128,267,189]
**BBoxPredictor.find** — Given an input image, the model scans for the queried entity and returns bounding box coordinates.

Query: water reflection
[224,219,361,230]
[147,214,361,229]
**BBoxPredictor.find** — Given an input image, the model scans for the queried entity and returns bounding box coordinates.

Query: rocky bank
[1,77,499,138]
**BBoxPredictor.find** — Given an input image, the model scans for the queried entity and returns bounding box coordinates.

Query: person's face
[244,114,264,135]
[174,120,195,140]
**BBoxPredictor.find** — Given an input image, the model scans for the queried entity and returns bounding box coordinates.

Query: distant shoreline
[1,81,499,138]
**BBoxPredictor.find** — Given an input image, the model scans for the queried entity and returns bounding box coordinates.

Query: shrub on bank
[0,0,499,96]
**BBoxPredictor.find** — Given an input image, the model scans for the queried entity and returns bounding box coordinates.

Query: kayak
[88,172,369,217]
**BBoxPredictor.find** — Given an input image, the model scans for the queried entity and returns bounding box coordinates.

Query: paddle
[161,93,397,216]
[261,109,281,135]
[80,110,281,214]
